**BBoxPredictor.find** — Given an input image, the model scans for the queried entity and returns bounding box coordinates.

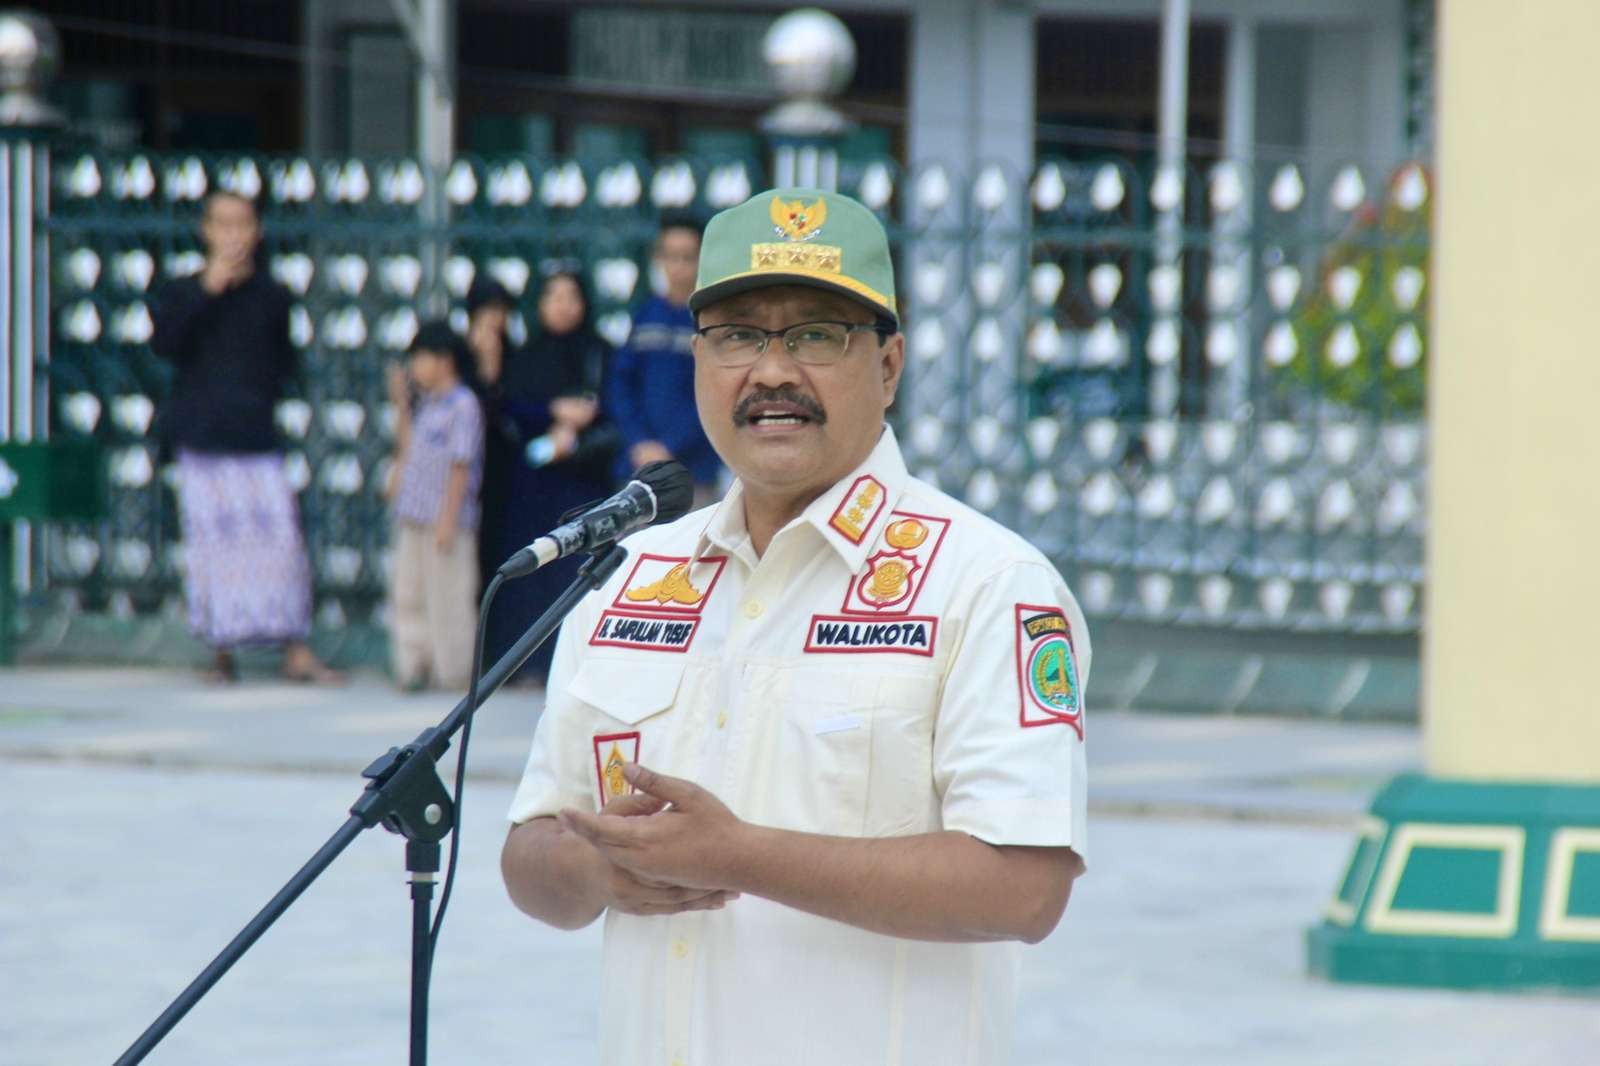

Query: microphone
[497,460,695,578]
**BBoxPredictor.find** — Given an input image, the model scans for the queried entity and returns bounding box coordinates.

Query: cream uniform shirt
[509,426,1089,1066]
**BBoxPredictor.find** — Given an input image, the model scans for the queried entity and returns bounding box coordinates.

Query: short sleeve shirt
[393,383,484,531]
[509,426,1089,1066]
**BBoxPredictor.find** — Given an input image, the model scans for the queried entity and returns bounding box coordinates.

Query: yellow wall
[1425,0,1600,780]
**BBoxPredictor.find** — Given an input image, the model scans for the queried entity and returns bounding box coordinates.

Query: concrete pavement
[3,666,1597,1065]
[0,666,1419,822]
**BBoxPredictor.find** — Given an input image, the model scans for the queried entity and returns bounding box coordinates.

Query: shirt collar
[694,425,910,574]
[697,478,757,569]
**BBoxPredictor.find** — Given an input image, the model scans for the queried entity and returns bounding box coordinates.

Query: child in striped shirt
[386,320,484,690]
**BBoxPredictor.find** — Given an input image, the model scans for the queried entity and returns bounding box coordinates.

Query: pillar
[902,0,1034,521]
[1307,0,1600,990]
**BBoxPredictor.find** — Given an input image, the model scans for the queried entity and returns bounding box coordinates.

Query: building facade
[50,1,1430,175]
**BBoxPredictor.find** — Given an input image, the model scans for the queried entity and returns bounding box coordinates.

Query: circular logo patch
[856,552,918,609]
[1027,636,1078,715]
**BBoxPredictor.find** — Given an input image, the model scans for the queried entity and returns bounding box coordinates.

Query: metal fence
[39,148,1428,645]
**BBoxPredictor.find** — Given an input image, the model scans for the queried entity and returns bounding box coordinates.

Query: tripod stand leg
[114,545,631,1064]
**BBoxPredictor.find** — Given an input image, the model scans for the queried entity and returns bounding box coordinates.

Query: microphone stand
[112,543,630,1066]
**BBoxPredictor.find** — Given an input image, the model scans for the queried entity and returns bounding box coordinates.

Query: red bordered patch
[612,554,727,616]
[592,731,640,808]
[827,475,887,545]
[804,614,937,656]
[840,510,951,615]
[589,610,700,653]
[1014,603,1083,738]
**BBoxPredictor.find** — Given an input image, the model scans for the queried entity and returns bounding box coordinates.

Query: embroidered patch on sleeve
[592,731,641,808]
[828,475,887,544]
[1014,603,1083,738]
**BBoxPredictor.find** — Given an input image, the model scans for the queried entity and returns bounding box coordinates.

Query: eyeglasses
[693,320,885,367]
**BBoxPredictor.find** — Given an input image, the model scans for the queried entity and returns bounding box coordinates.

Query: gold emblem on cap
[624,563,705,606]
[884,518,928,550]
[771,195,828,241]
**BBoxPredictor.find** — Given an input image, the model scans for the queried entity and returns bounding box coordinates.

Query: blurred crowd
[150,190,721,691]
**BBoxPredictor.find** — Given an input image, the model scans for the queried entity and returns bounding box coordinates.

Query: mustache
[733,388,827,426]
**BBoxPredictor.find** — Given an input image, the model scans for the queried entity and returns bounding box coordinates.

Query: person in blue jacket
[606,214,722,502]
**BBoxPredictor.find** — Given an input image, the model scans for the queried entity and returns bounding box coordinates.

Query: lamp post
[0,9,70,661]
[0,8,60,440]
[0,9,60,129]
[760,8,856,192]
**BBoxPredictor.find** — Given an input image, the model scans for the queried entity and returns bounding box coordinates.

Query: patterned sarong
[175,450,312,648]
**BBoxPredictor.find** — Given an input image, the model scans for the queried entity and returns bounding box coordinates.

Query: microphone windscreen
[636,460,695,525]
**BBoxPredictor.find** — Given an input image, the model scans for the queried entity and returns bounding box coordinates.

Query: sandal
[204,650,240,685]
[283,661,347,685]
[282,644,347,685]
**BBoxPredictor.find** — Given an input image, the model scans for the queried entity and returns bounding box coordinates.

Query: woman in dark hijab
[487,267,620,684]
[464,277,517,595]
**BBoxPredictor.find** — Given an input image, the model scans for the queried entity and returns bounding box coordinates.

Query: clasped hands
[560,764,746,918]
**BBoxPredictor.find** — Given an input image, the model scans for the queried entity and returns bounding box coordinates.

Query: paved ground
[4,666,1598,1065]
[0,666,1420,822]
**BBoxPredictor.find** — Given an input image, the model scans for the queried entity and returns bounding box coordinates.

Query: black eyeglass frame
[692,320,891,365]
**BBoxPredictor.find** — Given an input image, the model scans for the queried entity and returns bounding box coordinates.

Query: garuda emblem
[770,195,827,241]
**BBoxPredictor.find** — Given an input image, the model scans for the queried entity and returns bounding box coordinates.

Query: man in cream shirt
[503,188,1089,1066]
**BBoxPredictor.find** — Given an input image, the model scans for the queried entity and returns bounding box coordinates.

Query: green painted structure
[1308,775,1600,989]
[0,440,104,663]
[0,440,104,522]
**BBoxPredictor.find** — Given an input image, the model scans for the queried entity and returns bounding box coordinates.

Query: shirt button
[672,939,690,959]
[716,711,728,729]
[742,599,763,619]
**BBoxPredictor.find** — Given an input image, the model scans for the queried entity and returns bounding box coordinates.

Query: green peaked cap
[688,187,898,329]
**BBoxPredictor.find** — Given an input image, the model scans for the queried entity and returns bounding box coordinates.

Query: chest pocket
[568,657,685,724]
[567,657,691,799]
[775,668,941,838]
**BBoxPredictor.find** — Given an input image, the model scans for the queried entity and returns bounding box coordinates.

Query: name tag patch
[805,615,937,656]
[590,610,699,652]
